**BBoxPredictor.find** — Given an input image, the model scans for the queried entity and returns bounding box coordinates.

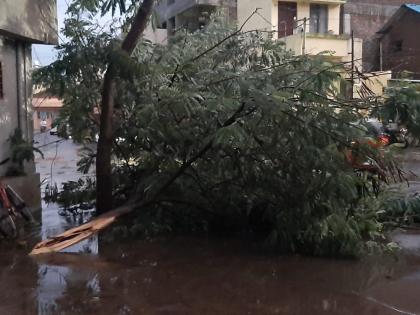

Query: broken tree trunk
[96,0,155,214]
[29,204,135,255]
[29,101,249,255]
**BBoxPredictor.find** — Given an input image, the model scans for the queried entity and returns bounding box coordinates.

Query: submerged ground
[1,133,420,315]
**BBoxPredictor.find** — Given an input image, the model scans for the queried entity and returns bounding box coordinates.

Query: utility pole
[302,17,307,55]
[379,38,383,71]
[351,30,355,99]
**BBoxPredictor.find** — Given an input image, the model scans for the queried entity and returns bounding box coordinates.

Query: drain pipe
[15,41,22,131]
[23,43,29,140]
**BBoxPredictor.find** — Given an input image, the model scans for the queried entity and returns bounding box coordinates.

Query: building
[377,4,420,79]
[32,94,63,132]
[155,0,237,35]
[154,1,390,97]
[0,0,57,209]
[343,0,420,71]
[238,0,362,65]
[156,1,362,63]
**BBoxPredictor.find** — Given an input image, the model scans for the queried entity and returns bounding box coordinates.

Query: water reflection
[37,201,98,315]
[35,134,99,314]
[27,236,420,315]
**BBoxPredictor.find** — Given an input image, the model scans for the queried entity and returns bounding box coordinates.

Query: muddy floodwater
[1,135,420,315]
[2,235,420,315]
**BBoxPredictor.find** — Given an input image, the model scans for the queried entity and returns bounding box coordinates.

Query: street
[1,134,420,314]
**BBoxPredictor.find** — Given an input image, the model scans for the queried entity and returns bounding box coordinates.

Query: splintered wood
[29,205,134,255]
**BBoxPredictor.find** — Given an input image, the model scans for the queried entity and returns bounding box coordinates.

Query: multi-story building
[155,0,237,35]
[0,0,57,209]
[238,0,362,65]
[154,1,392,97]
[156,1,362,63]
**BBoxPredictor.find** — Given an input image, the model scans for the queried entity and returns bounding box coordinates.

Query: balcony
[281,33,362,62]
[155,0,236,20]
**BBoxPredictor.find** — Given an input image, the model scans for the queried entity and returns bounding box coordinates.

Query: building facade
[343,0,420,71]
[155,0,237,34]
[32,96,63,132]
[238,0,362,65]
[0,0,57,208]
[156,1,362,63]
[377,4,420,79]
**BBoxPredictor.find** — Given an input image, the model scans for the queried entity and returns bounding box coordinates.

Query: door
[278,2,297,38]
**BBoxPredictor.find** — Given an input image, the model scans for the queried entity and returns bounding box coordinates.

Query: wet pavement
[1,134,420,314]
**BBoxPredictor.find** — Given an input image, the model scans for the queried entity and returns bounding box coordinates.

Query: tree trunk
[96,0,155,214]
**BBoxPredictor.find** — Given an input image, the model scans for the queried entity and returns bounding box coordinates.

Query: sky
[32,0,119,66]
[32,0,68,66]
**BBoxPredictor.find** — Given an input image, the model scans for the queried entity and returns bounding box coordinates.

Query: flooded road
[2,236,420,315]
[1,134,420,314]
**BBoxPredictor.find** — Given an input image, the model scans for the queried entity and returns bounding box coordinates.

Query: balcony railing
[155,0,236,19]
[280,33,353,59]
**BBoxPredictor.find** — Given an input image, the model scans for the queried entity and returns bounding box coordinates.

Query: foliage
[380,192,420,228]
[5,129,43,176]
[35,8,403,257]
[44,178,96,211]
[375,82,420,137]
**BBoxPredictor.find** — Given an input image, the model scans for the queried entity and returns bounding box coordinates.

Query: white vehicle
[49,126,58,135]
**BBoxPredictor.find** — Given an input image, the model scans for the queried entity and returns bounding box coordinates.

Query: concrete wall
[282,33,362,63]
[0,0,58,44]
[142,26,166,45]
[380,10,420,79]
[0,1,57,211]
[356,70,392,97]
[328,4,341,34]
[0,173,42,214]
[237,0,277,36]
[0,37,34,176]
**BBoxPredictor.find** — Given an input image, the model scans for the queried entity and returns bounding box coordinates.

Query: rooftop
[32,97,63,109]
[404,4,420,14]
[377,3,420,35]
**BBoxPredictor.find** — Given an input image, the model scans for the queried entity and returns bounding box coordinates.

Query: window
[310,4,328,34]
[0,62,3,99]
[392,40,403,52]
[169,17,176,35]
[168,0,175,5]
[39,112,50,120]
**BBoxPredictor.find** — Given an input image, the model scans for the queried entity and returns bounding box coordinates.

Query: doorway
[278,2,297,38]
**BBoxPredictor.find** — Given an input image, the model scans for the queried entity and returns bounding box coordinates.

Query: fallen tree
[34,4,403,256]
[30,204,134,255]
